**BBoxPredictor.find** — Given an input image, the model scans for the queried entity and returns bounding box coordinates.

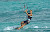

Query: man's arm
[24,9,28,13]
[24,9,32,16]
[26,11,32,16]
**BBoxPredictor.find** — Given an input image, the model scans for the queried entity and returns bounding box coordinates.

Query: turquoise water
[0,0,50,32]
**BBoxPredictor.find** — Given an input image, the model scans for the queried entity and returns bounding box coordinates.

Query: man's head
[30,10,32,13]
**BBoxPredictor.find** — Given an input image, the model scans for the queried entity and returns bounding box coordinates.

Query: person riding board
[17,9,32,30]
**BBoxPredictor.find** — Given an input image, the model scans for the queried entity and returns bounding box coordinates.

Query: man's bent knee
[21,21,24,24]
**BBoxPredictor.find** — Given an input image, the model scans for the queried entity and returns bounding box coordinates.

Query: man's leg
[21,21,24,26]
[18,23,26,30]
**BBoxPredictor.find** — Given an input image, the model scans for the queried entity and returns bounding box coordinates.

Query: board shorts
[24,20,30,24]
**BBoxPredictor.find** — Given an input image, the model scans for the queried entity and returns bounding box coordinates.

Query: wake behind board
[4,25,20,30]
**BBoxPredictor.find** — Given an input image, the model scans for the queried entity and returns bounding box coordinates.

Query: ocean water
[0,0,50,32]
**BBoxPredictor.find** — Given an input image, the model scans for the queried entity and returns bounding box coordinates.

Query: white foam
[4,25,20,30]
[45,26,48,28]
[4,26,13,30]
[34,26,39,28]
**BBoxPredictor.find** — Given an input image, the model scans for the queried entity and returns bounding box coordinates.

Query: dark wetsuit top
[24,13,32,24]
[28,13,32,20]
